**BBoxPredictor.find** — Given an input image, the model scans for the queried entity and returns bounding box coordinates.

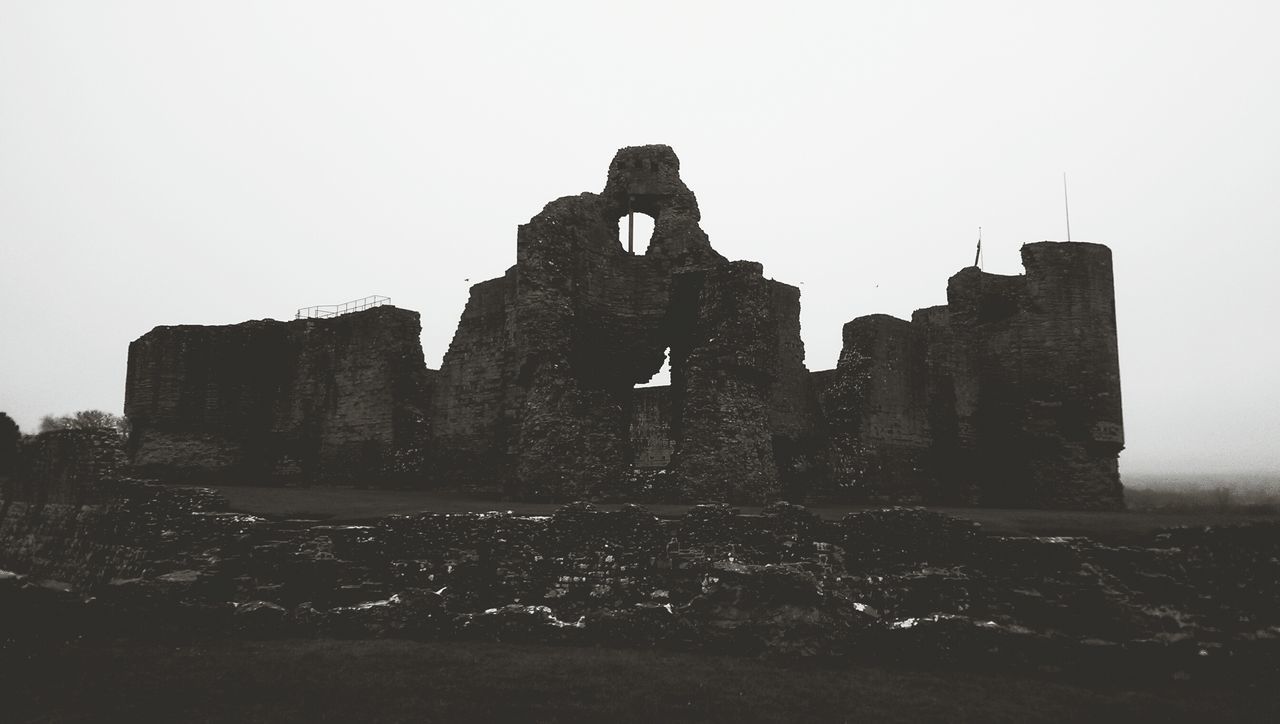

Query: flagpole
[1063,173,1071,242]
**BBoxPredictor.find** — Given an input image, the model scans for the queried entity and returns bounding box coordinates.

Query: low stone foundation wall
[2,481,1278,681]
[8,429,126,505]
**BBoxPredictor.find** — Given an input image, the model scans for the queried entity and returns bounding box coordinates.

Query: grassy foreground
[206,484,1280,544]
[4,639,1277,723]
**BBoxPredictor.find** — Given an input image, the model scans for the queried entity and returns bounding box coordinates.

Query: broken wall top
[597,145,724,266]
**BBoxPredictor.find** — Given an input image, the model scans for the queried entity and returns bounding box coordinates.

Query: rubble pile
[2,480,1279,680]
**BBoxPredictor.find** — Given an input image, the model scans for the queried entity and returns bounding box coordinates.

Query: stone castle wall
[629,387,673,469]
[816,315,933,503]
[125,306,431,484]
[427,145,812,503]
[119,147,1124,509]
[945,242,1124,509]
[812,242,1125,510]
[8,429,126,505]
[428,272,519,489]
[0,430,160,589]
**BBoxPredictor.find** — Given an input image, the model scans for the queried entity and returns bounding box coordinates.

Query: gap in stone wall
[617,212,655,254]
[636,347,670,388]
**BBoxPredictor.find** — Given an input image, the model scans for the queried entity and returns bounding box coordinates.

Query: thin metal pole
[974,226,982,267]
[1063,172,1072,242]
[627,196,635,254]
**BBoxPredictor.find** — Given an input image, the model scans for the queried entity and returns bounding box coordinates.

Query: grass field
[8,483,1271,721]
[62,482,1264,722]
[204,484,1280,545]
[5,639,1277,723]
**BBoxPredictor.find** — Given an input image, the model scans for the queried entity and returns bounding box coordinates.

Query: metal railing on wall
[295,295,392,320]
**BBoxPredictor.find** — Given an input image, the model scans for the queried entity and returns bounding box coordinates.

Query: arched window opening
[617,212,655,255]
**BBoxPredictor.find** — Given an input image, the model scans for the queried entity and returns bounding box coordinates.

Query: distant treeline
[1125,473,1280,514]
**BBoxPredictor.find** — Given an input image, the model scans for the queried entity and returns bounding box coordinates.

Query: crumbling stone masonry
[812,242,1125,509]
[428,146,809,503]
[126,306,432,484]
[3,428,125,505]
[3,477,1279,677]
[123,145,1125,509]
[944,244,1125,509]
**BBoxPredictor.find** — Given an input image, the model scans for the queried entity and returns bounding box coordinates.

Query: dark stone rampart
[428,272,519,489]
[120,147,1124,509]
[125,306,431,484]
[943,243,1124,509]
[429,146,809,502]
[9,429,126,505]
[818,315,932,502]
[630,387,673,469]
[811,242,1124,510]
[668,263,785,502]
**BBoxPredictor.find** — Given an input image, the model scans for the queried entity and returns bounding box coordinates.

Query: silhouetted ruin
[124,145,1124,509]
[125,307,431,483]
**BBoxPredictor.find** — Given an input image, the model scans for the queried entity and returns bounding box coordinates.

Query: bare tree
[39,410,129,441]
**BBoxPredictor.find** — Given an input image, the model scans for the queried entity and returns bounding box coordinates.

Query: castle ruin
[125,145,1124,509]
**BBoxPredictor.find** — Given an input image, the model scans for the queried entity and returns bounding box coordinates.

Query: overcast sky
[2,1,1277,477]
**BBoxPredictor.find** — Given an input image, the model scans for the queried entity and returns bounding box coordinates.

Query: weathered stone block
[125,306,431,484]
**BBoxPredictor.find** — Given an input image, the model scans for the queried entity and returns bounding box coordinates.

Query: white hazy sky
[2,1,1277,477]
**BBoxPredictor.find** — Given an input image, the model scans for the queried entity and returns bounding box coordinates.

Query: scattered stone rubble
[3,479,1277,681]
